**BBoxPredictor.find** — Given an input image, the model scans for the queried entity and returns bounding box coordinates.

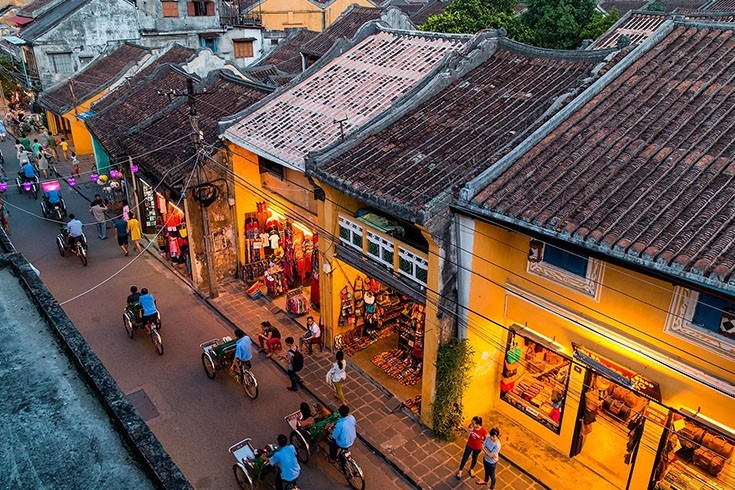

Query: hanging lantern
[0,182,7,192]
[109,169,119,179]
[90,173,98,182]
[110,181,120,190]
[22,181,31,192]
[103,186,112,193]
[98,174,109,184]
[130,164,139,174]
[67,177,76,187]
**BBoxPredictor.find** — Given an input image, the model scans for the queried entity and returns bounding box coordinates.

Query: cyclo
[229,438,300,490]
[123,302,163,355]
[56,227,88,266]
[200,335,258,399]
[285,406,365,489]
[40,180,66,221]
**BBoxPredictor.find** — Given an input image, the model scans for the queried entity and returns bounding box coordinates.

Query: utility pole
[162,79,219,298]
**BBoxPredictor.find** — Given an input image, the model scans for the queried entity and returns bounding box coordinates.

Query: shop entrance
[572,370,647,489]
[333,260,424,414]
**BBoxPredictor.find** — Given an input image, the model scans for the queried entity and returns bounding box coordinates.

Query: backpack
[292,350,304,372]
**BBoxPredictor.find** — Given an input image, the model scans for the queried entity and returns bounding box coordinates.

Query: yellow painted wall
[61,90,106,156]
[463,219,735,475]
[256,0,374,31]
[229,143,268,266]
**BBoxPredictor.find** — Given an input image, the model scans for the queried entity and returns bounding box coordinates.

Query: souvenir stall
[333,260,425,413]
[653,410,735,490]
[241,202,316,318]
[499,326,571,434]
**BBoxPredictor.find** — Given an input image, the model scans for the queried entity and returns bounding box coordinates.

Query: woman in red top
[456,416,488,480]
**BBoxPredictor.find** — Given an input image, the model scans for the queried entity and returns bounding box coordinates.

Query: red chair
[307,335,323,354]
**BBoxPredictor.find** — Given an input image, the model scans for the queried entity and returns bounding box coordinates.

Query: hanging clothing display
[286,288,309,315]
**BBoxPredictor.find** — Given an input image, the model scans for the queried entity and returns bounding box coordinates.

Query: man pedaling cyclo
[231,328,253,374]
[44,186,62,209]
[138,288,159,331]
[65,214,84,248]
[21,160,36,183]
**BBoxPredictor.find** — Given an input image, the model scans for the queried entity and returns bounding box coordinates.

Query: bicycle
[200,336,259,399]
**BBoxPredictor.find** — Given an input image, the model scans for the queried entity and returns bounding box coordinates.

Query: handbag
[500,379,515,392]
[608,399,624,415]
[581,421,593,435]
[611,385,627,400]
[693,447,726,476]
[701,432,735,459]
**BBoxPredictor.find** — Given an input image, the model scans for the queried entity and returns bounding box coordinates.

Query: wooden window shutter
[234,41,254,58]
[206,1,214,15]
[187,1,195,16]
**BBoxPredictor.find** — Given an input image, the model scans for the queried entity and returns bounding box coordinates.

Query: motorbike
[56,228,88,266]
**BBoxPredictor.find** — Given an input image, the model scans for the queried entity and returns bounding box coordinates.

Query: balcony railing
[220,9,263,28]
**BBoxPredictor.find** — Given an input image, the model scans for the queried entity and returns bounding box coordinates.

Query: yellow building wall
[464,219,735,459]
[61,90,106,156]
[256,0,374,31]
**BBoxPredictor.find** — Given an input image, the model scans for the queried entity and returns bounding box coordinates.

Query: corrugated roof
[468,22,735,291]
[19,0,89,42]
[39,43,150,115]
[225,27,472,171]
[309,36,614,221]
[301,6,383,57]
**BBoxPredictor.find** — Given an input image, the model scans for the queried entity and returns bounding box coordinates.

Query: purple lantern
[90,173,98,182]
[110,169,120,179]
[68,177,76,187]
[130,164,139,174]
[22,181,32,192]
[0,182,7,192]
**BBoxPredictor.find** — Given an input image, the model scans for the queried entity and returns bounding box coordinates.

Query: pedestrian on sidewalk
[476,428,501,488]
[113,216,129,256]
[0,200,11,235]
[456,416,487,480]
[90,200,108,239]
[258,321,282,357]
[128,212,143,253]
[326,350,347,404]
[60,138,69,159]
[283,337,304,391]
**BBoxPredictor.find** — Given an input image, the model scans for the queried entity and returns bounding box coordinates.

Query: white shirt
[308,322,321,337]
[327,361,347,384]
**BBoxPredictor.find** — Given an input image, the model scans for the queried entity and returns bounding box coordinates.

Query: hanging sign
[573,344,662,402]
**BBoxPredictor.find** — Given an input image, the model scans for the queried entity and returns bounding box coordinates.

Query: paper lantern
[0,182,7,192]
[109,169,119,179]
[103,186,112,193]
[110,181,120,189]
[98,174,109,183]
[67,177,76,187]
[90,173,98,181]
[130,164,139,174]
[22,181,31,191]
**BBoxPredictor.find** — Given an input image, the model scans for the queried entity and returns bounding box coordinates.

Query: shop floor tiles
[348,334,421,402]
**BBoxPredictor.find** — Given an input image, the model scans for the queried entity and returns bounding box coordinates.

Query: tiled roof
[253,29,318,74]
[39,43,149,114]
[680,8,735,21]
[17,0,60,18]
[123,72,271,189]
[591,11,668,49]
[656,0,710,11]
[703,0,735,8]
[224,27,472,171]
[599,0,648,15]
[309,37,613,221]
[469,22,735,289]
[86,64,194,159]
[411,0,448,25]
[301,6,383,57]
[91,44,195,114]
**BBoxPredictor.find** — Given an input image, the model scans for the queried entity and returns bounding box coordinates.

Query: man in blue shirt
[65,213,84,248]
[21,161,36,181]
[45,188,61,204]
[232,328,253,372]
[266,434,300,490]
[113,217,129,256]
[329,404,357,460]
[138,288,158,330]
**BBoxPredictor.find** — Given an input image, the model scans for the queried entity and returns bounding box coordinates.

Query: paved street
[0,136,410,490]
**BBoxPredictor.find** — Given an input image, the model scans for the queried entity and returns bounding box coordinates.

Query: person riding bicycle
[329,405,356,462]
[263,434,300,490]
[127,285,142,321]
[21,161,36,183]
[231,328,253,374]
[44,187,62,209]
[65,214,84,248]
[138,288,159,332]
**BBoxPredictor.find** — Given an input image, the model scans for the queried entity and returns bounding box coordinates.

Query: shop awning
[7,16,34,26]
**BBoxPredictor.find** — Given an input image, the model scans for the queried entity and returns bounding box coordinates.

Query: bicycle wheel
[56,236,65,257]
[290,431,310,464]
[202,353,217,379]
[232,464,254,490]
[152,330,164,355]
[77,243,87,266]
[342,458,365,490]
[123,313,134,339]
[32,185,37,199]
[241,370,258,399]
[54,207,62,222]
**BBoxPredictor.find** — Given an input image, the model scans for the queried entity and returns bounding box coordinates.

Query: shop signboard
[573,344,662,402]
[141,180,156,229]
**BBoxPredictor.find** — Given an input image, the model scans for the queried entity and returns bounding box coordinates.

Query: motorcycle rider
[138,288,159,332]
[65,214,84,248]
